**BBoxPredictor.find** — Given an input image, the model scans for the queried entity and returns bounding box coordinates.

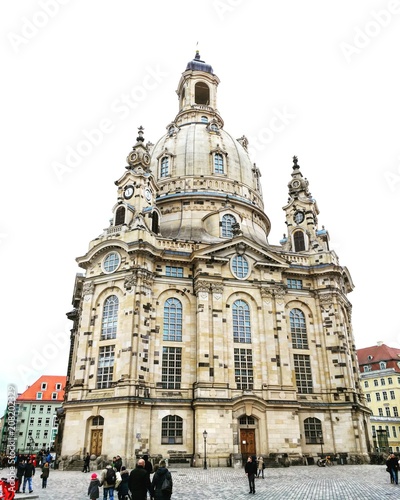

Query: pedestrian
[386,453,399,484]
[257,455,264,478]
[41,461,50,489]
[16,458,26,493]
[143,454,153,476]
[245,455,257,494]
[88,472,101,500]
[128,458,152,500]
[22,457,35,494]
[83,452,91,473]
[100,463,117,500]
[152,459,172,500]
[117,466,130,500]
[115,455,123,472]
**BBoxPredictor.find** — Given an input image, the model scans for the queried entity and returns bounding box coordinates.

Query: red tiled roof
[17,375,66,402]
[357,344,400,366]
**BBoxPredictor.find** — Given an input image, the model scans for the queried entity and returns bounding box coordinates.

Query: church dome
[149,54,270,244]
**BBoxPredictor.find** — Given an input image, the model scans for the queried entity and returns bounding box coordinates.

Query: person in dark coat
[115,455,123,472]
[386,453,399,484]
[22,457,35,493]
[245,455,257,494]
[88,472,101,500]
[151,460,172,500]
[117,466,130,500]
[142,455,153,476]
[16,458,26,493]
[41,461,50,488]
[83,452,91,473]
[128,459,152,500]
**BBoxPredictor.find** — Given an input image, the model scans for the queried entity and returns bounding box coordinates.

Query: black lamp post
[203,430,208,469]
[318,432,324,457]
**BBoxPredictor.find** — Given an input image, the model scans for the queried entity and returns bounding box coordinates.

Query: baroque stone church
[60,52,371,467]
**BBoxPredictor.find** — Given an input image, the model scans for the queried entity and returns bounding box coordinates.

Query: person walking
[245,455,257,494]
[100,463,117,500]
[386,453,399,484]
[88,472,101,500]
[22,457,35,494]
[41,461,50,489]
[117,466,130,500]
[128,458,152,500]
[152,459,172,500]
[83,452,91,473]
[257,455,264,478]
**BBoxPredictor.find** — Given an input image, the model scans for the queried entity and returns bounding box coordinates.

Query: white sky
[1,0,399,411]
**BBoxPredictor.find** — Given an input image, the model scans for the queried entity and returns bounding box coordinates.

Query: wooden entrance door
[90,429,103,456]
[240,428,256,461]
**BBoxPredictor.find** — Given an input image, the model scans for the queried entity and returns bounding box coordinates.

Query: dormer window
[160,156,169,177]
[364,365,371,372]
[115,206,125,226]
[41,383,47,390]
[195,82,210,105]
[201,116,208,123]
[221,214,236,238]
[214,153,224,174]
[380,361,387,370]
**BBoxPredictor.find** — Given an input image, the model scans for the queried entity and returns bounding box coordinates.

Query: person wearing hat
[88,472,101,500]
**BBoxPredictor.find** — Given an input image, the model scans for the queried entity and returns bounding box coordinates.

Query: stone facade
[60,52,371,468]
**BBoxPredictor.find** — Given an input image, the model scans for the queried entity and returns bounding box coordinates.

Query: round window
[103,252,120,273]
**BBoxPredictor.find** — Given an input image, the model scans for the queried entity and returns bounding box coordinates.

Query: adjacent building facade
[16,375,66,454]
[357,342,400,453]
[60,52,371,467]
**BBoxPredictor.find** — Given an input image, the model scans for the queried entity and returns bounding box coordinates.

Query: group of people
[15,451,53,493]
[88,454,173,500]
[245,455,265,494]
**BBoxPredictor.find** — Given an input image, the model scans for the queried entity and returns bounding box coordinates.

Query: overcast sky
[1,0,399,412]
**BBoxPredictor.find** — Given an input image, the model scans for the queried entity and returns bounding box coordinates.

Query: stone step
[15,494,39,499]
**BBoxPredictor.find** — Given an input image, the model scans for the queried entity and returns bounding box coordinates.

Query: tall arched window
[233,300,251,343]
[115,206,125,225]
[214,153,224,174]
[161,415,183,444]
[304,417,322,444]
[221,214,236,237]
[163,298,182,341]
[152,212,160,234]
[294,230,306,252]
[160,156,169,177]
[195,82,210,105]
[101,295,119,339]
[290,308,308,349]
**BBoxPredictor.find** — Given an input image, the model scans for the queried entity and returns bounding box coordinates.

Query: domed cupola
[150,53,271,245]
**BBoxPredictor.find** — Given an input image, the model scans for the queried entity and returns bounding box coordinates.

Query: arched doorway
[90,415,104,456]
[239,415,257,462]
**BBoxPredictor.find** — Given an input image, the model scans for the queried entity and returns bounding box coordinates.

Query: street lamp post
[318,432,324,457]
[203,430,208,469]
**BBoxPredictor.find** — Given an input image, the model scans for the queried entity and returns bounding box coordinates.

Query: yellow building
[357,342,400,453]
[60,52,371,468]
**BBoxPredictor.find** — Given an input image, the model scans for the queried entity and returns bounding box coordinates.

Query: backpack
[106,467,116,485]
[161,474,172,493]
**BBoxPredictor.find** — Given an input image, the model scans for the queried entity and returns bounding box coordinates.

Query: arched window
[221,214,236,237]
[304,417,322,444]
[152,212,160,234]
[101,295,119,339]
[293,230,305,252]
[233,300,251,343]
[163,298,182,341]
[195,82,210,105]
[160,156,169,177]
[290,309,308,349]
[201,116,208,123]
[214,153,224,174]
[92,416,104,426]
[115,206,125,225]
[161,415,183,444]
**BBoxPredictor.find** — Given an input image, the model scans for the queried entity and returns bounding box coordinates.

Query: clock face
[292,180,300,188]
[123,185,134,199]
[294,211,304,224]
[144,188,152,202]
